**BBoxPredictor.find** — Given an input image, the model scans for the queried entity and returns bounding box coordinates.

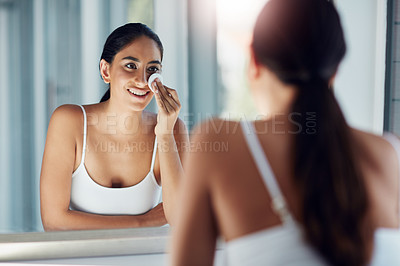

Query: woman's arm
[152,80,189,225]
[157,119,189,225]
[40,105,166,231]
[169,121,218,266]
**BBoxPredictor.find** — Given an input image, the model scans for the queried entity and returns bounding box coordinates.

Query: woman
[171,0,400,265]
[40,23,188,230]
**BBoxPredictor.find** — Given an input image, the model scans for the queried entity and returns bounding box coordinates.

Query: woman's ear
[100,59,111,84]
[248,48,261,81]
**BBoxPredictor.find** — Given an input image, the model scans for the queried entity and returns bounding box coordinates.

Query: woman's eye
[126,63,137,69]
[148,66,159,73]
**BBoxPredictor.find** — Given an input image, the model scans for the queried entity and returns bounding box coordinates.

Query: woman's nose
[133,69,147,87]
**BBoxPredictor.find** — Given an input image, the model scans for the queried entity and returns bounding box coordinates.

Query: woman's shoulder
[189,118,242,163]
[351,128,399,174]
[51,103,105,121]
[47,104,88,135]
[191,118,241,141]
[351,128,398,155]
[50,104,84,122]
[187,119,239,171]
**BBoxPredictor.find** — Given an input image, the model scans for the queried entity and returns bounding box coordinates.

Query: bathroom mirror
[0,0,190,234]
[0,0,389,261]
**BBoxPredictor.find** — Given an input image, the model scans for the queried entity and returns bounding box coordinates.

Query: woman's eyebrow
[148,60,161,65]
[121,56,161,65]
[122,56,140,62]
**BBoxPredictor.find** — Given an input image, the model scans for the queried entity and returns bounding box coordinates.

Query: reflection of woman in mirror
[171,0,400,265]
[40,23,188,231]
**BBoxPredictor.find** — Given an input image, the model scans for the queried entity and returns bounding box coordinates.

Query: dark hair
[99,23,164,102]
[252,0,372,265]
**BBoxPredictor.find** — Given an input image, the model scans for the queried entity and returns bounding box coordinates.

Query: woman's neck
[98,100,146,137]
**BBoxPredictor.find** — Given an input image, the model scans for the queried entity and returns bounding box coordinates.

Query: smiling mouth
[127,88,150,97]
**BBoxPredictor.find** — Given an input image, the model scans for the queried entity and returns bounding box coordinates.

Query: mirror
[0,0,162,233]
[0,0,389,261]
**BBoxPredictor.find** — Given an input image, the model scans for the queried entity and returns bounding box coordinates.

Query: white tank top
[223,121,400,266]
[69,105,162,215]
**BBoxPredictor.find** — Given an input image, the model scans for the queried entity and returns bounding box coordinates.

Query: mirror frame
[0,226,169,261]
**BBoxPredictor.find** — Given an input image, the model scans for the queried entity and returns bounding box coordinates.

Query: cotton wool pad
[148,73,163,92]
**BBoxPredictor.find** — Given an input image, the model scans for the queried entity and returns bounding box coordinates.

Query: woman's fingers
[154,82,173,113]
[152,79,182,136]
[153,81,175,114]
[167,89,181,107]
[163,89,180,110]
[158,83,180,110]
[153,79,180,113]
[153,82,169,112]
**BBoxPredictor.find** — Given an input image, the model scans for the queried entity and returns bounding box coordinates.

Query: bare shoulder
[351,128,399,173]
[189,118,241,167]
[42,105,86,179]
[49,104,84,129]
[190,118,241,142]
[186,119,244,189]
[46,104,92,146]
[351,129,397,155]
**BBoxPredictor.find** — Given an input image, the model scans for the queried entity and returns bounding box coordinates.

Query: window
[385,0,400,134]
[216,0,268,120]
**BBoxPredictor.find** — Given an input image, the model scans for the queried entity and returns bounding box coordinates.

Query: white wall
[334,0,386,133]
[154,0,189,117]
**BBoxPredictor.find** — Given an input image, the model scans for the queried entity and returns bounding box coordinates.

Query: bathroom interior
[0,0,396,264]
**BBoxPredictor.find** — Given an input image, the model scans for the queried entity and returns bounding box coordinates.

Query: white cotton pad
[148,73,163,92]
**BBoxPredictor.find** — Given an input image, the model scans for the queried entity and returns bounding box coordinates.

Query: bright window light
[216,0,269,120]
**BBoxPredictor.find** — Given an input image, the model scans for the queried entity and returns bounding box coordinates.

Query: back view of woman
[171,0,400,265]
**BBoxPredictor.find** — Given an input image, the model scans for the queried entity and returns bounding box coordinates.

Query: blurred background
[0,0,396,232]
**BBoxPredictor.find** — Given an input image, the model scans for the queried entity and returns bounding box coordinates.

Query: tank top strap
[77,105,87,165]
[150,136,158,171]
[241,120,294,225]
[382,132,400,225]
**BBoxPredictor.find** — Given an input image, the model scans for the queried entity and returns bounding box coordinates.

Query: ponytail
[291,79,373,266]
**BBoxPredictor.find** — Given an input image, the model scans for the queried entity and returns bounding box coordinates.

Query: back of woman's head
[252,1,372,265]
[252,0,345,84]
[100,23,163,102]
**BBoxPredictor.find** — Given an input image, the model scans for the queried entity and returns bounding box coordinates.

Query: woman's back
[195,119,399,239]
[200,119,399,264]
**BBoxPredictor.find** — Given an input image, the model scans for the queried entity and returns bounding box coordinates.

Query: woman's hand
[150,78,188,224]
[152,78,181,138]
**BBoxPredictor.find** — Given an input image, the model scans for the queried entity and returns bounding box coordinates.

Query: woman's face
[106,36,162,111]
